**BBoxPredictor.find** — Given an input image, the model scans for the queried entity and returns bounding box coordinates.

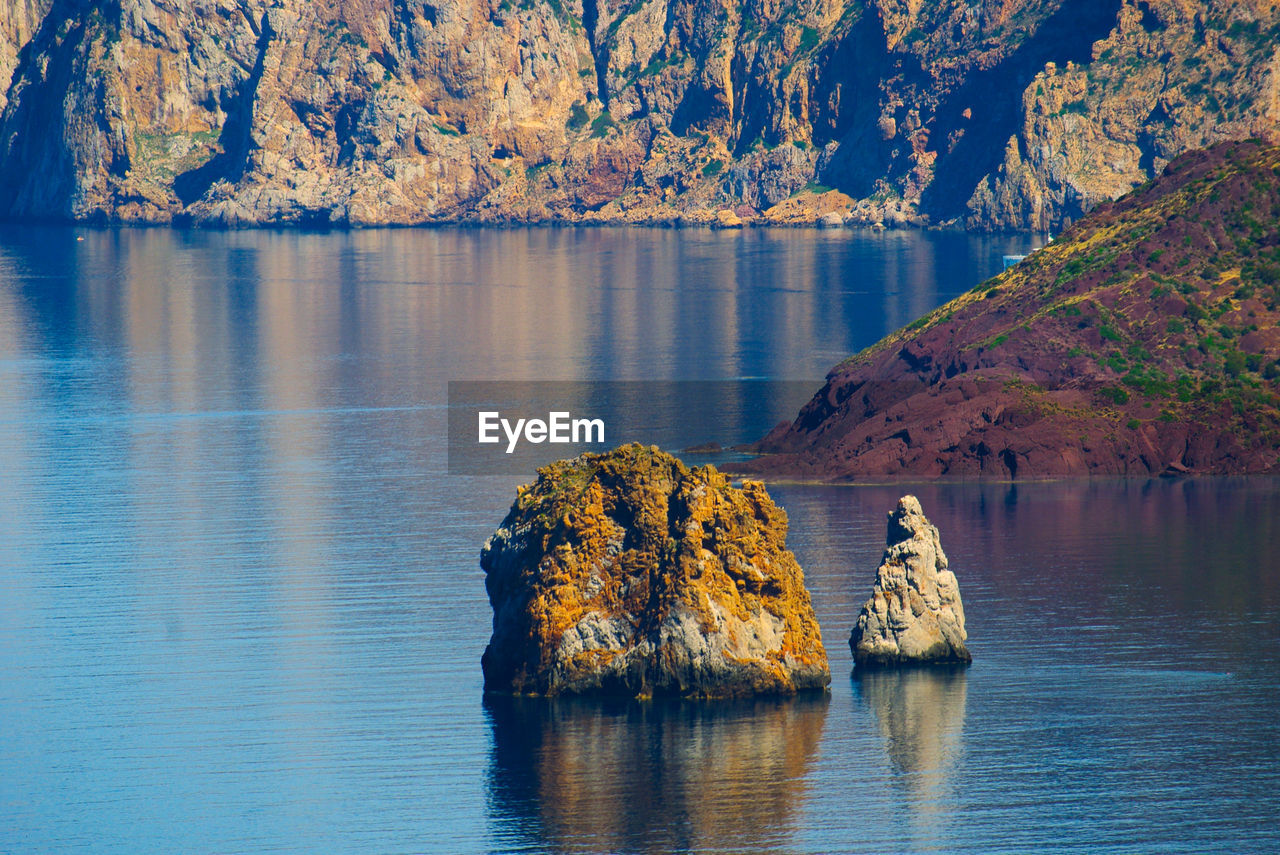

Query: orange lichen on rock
[481,444,830,698]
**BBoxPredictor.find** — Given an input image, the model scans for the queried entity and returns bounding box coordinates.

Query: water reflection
[2,225,1280,852]
[484,694,829,853]
[0,225,1035,387]
[854,666,968,837]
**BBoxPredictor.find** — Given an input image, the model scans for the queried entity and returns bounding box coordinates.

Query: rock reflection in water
[484,694,829,854]
[855,667,968,805]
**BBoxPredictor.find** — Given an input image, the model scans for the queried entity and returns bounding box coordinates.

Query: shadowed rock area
[481,443,830,698]
[851,496,971,668]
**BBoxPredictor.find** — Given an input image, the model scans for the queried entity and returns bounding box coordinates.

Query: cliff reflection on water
[484,694,829,853]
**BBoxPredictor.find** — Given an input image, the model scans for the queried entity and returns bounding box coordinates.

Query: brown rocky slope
[0,0,1276,228]
[743,140,1280,479]
[481,443,830,697]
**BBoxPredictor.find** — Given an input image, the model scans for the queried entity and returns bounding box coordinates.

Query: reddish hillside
[745,140,1280,479]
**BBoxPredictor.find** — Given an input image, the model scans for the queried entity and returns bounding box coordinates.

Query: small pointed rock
[850,496,971,668]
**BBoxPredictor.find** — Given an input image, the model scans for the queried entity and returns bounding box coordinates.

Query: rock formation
[0,0,1275,229]
[481,443,830,697]
[744,140,1280,479]
[850,496,970,667]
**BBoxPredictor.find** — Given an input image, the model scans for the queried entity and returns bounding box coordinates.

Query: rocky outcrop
[0,0,1275,228]
[481,443,830,698]
[743,140,1280,479]
[850,496,970,668]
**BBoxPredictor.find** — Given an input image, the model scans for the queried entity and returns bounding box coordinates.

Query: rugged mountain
[744,140,1280,478]
[0,0,1276,227]
[481,444,829,697]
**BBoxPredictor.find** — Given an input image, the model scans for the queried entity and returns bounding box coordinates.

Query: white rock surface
[850,496,971,667]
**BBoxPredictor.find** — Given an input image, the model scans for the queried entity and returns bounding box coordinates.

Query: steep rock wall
[0,0,1276,228]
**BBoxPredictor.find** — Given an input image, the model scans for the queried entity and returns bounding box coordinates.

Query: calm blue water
[1,226,1278,853]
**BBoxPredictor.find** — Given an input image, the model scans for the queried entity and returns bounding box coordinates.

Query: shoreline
[0,214,1054,238]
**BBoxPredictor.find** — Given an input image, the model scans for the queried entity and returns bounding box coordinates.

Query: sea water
[1,226,1277,853]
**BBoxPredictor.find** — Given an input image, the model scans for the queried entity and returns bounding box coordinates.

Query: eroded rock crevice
[919,0,1124,219]
[174,11,273,206]
[581,0,609,106]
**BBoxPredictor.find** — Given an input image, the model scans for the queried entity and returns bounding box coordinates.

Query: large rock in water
[850,497,971,668]
[481,444,830,698]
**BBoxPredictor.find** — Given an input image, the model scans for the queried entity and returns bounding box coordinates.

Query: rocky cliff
[0,0,1275,228]
[850,496,970,667]
[745,139,1280,478]
[481,443,830,697]
[0,1,50,113]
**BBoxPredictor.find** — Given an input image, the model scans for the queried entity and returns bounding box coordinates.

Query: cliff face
[0,0,50,113]
[745,140,1280,478]
[481,444,830,697]
[0,0,592,223]
[967,1,1280,231]
[0,0,1276,228]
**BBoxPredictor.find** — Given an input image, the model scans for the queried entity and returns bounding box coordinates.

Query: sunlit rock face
[481,444,830,698]
[851,495,971,668]
[2,1,1277,228]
